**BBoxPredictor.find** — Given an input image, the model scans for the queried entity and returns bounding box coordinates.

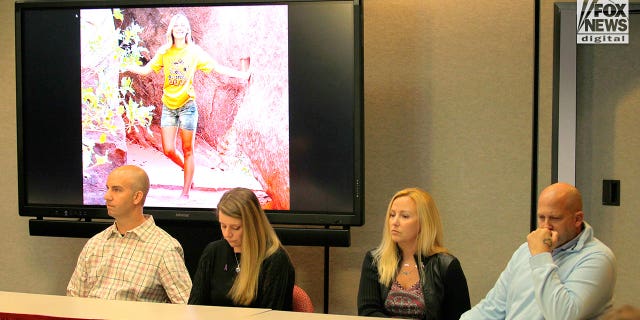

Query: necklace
[400,263,417,276]
[234,253,240,273]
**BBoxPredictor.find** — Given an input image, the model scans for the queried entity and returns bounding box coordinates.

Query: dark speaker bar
[29,219,350,247]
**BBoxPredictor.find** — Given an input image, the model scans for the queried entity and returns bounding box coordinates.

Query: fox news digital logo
[577,0,629,44]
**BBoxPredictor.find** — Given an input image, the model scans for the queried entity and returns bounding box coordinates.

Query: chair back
[292,284,314,313]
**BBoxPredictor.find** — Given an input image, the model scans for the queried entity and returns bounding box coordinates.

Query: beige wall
[574,14,640,306]
[1,0,636,316]
[538,0,640,308]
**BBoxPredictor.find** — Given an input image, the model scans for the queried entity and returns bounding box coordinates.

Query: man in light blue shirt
[461,182,616,320]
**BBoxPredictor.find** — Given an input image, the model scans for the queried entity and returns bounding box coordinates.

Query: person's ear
[574,210,584,226]
[133,190,144,205]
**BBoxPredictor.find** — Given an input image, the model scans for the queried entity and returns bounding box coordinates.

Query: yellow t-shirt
[150,44,215,109]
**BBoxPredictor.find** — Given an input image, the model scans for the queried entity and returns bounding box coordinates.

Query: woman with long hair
[358,188,470,319]
[189,187,295,310]
[126,13,249,199]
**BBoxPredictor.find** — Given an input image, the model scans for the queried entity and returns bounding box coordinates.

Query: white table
[248,310,387,320]
[0,291,269,320]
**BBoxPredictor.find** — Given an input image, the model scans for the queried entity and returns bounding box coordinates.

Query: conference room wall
[315,0,534,314]
[537,0,640,307]
[573,16,640,308]
[7,0,634,316]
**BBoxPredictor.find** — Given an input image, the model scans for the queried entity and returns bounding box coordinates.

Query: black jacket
[357,250,471,320]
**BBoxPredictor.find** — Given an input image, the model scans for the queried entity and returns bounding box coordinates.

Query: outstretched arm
[196,46,250,80]
[212,61,251,80]
[124,44,168,76]
[125,63,153,76]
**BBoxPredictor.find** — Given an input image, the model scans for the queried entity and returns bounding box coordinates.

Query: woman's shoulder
[203,239,230,254]
[267,246,292,263]
[365,248,378,258]
[195,240,230,270]
[185,43,208,54]
[420,253,466,282]
[262,246,294,273]
[156,43,172,55]
[423,252,460,267]
[361,249,380,268]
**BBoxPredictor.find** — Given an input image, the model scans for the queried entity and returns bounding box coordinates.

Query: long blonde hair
[216,187,283,306]
[372,187,448,286]
[165,13,193,46]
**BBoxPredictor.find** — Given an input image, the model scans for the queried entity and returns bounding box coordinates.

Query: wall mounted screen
[16,0,364,226]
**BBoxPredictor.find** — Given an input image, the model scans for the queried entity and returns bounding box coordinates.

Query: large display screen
[16,0,363,226]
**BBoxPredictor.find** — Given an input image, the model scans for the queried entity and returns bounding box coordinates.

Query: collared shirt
[460,222,616,320]
[551,228,581,256]
[67,215,192,303]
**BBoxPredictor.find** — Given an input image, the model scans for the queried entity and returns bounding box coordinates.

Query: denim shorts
[160,100,198,131]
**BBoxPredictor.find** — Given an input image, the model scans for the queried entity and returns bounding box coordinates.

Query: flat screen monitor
[15,0,363,226]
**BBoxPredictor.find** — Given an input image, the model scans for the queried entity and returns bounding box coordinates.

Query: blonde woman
[126,13,249,199]
[358,188,470,319]
[189,187,295,310]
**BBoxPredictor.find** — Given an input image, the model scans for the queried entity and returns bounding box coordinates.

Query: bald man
[67,165,192,303]
[461,182,616,320]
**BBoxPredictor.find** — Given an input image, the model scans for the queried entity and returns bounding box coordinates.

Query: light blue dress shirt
[461,222,616,320]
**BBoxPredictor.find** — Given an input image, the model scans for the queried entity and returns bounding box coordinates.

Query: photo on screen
[79,5,290,210]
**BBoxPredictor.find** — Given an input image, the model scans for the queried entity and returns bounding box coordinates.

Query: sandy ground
[126,143,263,209]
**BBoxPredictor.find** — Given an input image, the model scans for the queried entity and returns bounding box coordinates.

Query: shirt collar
[106,214,155,241]
[551,222,588,256]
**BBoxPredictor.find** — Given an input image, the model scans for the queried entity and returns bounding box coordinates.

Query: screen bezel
[15,0,364,226]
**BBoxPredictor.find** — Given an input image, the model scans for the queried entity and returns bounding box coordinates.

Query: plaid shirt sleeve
[67,242,90,297]
[159,243,192,304]
[66,231,110,298]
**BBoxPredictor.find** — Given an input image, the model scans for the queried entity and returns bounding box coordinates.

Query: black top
[188,239,295,310]
[358,251,471,320]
